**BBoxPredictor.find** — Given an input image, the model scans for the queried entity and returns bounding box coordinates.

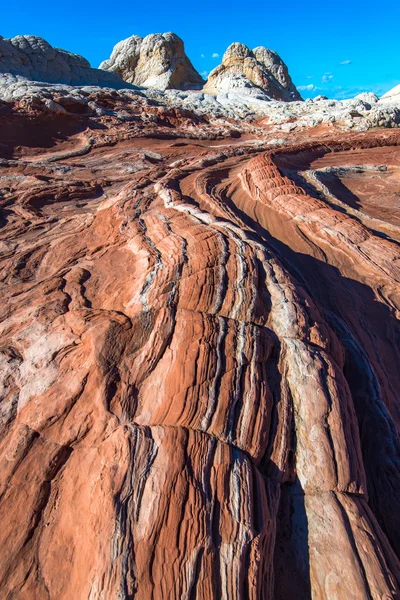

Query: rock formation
[204,42,302,101]
[0,47,400,600]
[0,35,127,88]
[100,32,205,90]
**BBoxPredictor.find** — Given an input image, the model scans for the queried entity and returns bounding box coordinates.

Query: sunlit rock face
[100,32,205,90]
[0,84,400,600]
[204,42,302,101]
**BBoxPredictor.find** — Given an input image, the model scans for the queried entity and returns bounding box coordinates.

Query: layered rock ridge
[100,32,205,90]
[0,90,399,599]
[204,42,302,101]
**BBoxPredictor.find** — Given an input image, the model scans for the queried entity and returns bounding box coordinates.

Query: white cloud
[330,84,387,100]
[200,53,205,58]
[306,75,314,79]
[340,60,352,65]
[298,84,316,91]
[212,52,219,58]
[201,70,209,78]
[322,73,334,83]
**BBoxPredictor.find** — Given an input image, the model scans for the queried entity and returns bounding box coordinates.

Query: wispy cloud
[329,84,389,100]
[212,52,219,58]
[298,83,388,101]
[201,70,209,78]
[306,75,314,79]
[322,73,334,83]
[200,53,205,58]
[298,84,316,91]
[340,60,352,65]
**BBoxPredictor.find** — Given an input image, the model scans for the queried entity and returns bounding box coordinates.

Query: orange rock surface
[0,95,400,599]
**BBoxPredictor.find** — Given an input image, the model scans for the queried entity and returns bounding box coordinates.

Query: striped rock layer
[0,97,400,599]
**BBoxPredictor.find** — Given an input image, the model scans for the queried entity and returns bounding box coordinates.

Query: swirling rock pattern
[0,93,400,599]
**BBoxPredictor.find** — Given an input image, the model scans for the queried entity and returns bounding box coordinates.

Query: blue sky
[1,0,399,99]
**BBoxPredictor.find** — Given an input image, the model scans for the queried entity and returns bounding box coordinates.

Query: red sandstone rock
[0,96,400,599]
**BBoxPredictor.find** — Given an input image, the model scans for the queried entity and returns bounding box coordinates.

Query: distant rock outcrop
[0,35,127,88]
[204,42,302,102]
[100,32,204,91]
[381,84,400,103]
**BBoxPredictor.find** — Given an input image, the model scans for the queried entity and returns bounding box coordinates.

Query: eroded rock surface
[0,85,400,599]
[100,32,204,90]
[204,42,302,101]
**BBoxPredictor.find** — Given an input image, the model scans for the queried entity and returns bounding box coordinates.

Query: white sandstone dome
[204,42,302,102]
[100,32,205,91]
